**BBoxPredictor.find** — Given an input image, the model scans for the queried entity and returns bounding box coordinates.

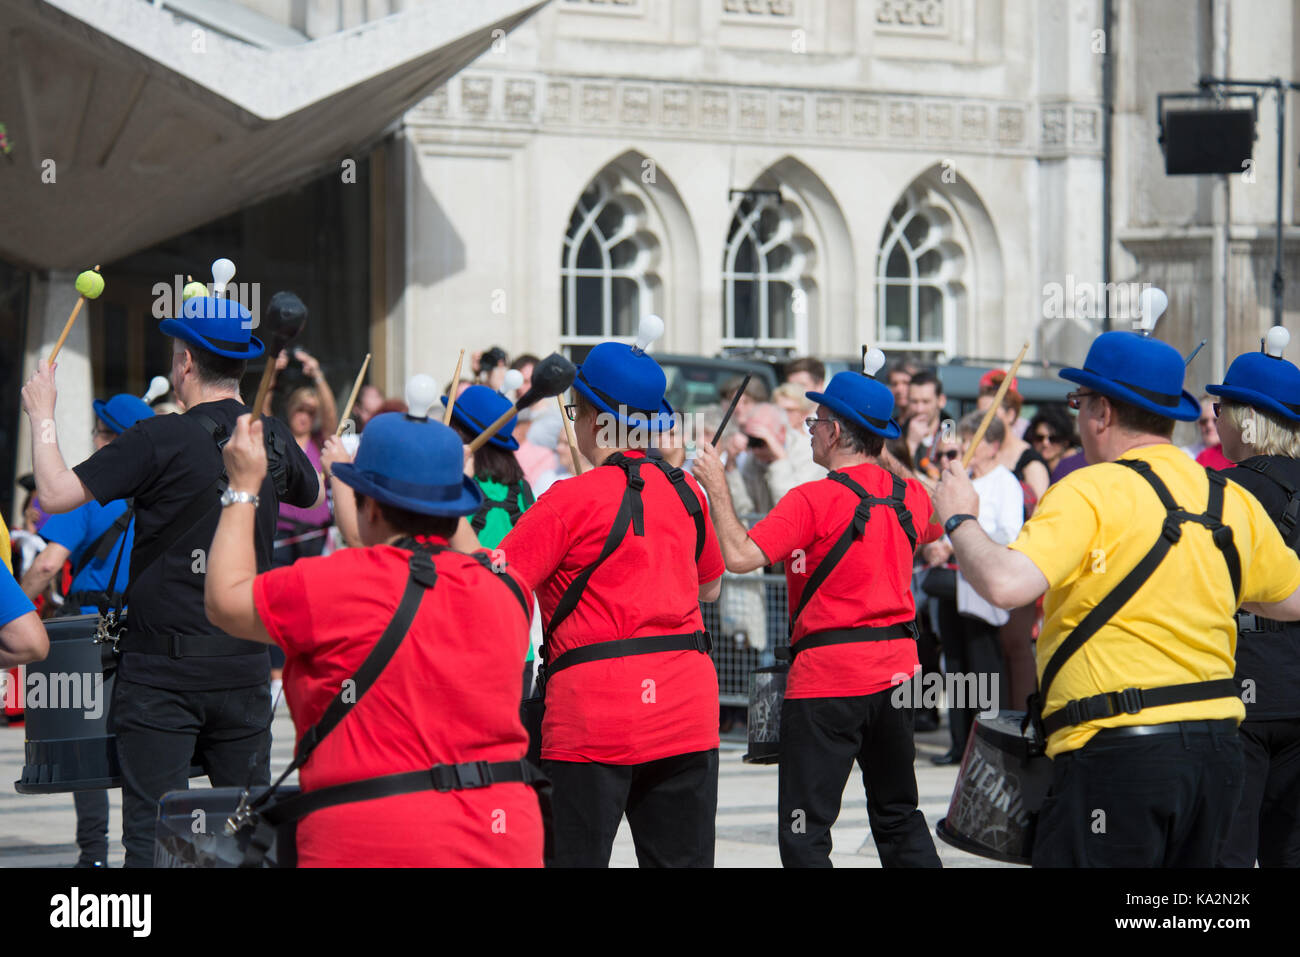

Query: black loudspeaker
[1161,109,1255,175]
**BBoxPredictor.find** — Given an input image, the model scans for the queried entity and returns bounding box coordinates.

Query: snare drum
[154,787,299,868]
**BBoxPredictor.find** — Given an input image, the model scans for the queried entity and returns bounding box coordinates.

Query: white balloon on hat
[862,348,886,378]
[404,374,440,420]
[143,375,170,404]
[631,314,665,356]
[502,368,524,396]
[1265,325,1290,358]
[211,258,236,297]
[1136,287,1168,336]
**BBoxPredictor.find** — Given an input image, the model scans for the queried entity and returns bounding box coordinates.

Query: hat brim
[330,464,484,517]
[159,319,265,360]
[571,378,678,432]
[1059,368,1200,422]
[92,399,124,433]
[806,390,901,439]
[439,396,520,451]
[1205,384,1300,423]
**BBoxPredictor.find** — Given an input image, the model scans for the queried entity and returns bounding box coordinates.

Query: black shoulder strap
[248,545,443,816]
[72,505,134,579]
[1036,459,1242,710]
[1237,458,1300,549]
[469,551,531,621]
[645,458,706,562]
[469,480,534,535]
[788,470,917,634]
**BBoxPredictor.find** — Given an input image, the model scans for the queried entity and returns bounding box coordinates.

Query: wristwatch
[944,513,978,535]
[220,489,261,509]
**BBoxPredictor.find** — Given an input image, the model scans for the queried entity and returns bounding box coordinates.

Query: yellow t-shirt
[1010,443,1300,757]
[0,514,11,573]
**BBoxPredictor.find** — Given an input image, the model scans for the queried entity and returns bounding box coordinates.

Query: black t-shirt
[1225,455,1300,720]
[75,399,319,690]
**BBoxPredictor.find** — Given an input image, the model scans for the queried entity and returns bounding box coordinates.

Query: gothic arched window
[722,192,813,353]
[876,189,966,353]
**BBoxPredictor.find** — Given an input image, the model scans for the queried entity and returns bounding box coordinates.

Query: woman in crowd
[1025,405,1079,482]
[922,413,1023,764]
[976,373,1049,517]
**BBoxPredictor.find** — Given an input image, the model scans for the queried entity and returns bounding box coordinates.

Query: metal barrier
[703,571,791,707]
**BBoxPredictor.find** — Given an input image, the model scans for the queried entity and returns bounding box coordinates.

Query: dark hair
[907,369,942,396]
[829,410,885,457]
[510,354,540,371]
[353,493,460,539]
[885,436,914,470]
[1104,396,1177,439]
[449,419,525,486]
[720,374,770,403]
[1026,405,1077,446]
[886,360,912,383]
[786,357,825,383]
[177,340,247,387]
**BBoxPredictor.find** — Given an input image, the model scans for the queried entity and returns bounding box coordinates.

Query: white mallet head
[502,369,524,395]
[143,375,170,404]
[632,314,665,355]
[211,258,236,297]
[863,348,886,378]
[1136,287,1168,336]
[340,433,360,457]
[404,374,440,420]
[1265,326,1291,358]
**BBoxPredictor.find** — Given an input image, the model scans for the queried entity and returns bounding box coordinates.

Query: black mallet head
[516,352,577,410]
[264,291,307,353]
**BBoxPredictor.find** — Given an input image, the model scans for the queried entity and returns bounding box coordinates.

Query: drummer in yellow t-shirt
[934,311,1300,867]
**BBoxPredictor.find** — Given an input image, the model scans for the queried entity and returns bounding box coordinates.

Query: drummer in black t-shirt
[22,294,320,867]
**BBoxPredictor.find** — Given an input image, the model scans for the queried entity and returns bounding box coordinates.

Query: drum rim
[935,818,1031,867]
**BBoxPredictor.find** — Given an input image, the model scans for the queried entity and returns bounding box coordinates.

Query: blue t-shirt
[39,499,134,613]
[0,569,35,628]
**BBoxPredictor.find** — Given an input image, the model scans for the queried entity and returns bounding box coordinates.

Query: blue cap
[330,413,483,517]
[1207,333,1300,423]
[159,296,264,360]
[573,341,675,432]
[807,371,900,439]
[1060,331,1199,422]
[93,394,155,433]
[440,385,520,451]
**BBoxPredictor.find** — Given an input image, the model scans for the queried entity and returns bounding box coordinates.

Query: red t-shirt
[499,452,725,765]
[253,538,542,867]
[1196,445,1234,471]
[748,464,943,700]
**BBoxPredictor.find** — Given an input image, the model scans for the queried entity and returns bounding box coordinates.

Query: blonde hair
[287,386,319,416]
[1222,400,1300,458]
[773,383,815,413]
[956,410,1006,445]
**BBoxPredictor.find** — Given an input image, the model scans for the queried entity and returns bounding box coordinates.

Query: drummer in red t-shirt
[694,351,944,867]
[500,317,725,867]
[205,405,543,867]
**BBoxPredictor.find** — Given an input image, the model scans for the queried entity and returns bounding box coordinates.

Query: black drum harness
[531,453,710,697]
[228,540,543,867]
[1232,458,1300,636]
[775,470,920,662]
[469,479,534,536]
[1025,459,1243,742]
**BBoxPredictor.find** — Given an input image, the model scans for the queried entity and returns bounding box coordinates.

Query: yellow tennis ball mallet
[49,266,103,363]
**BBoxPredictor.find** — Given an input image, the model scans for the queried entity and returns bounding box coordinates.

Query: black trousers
[110,678,271,868]
[542,749,718,867]
[778,690,941,868]
[915,610,942,725]
[73,790,109,865]
[936,599,1004,756]
[1219,717,1300,867]
[1032,723,1243,867]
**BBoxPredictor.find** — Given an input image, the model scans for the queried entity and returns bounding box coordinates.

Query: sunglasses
[1031,431,1063,445]
[565,404,578,422]
[937,449,961,461]
[1212,403,1222,419]
[1066,390,1098,411]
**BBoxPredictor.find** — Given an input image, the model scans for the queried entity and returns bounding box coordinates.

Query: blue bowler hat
[93,394,154,434]
[572,315,676,432]
[330,413,483,517]
[806,349,900,439]
[440,385,519,451]
[1207,327,1300,422]
[159,296,264,360]
[1059,331,1199,422]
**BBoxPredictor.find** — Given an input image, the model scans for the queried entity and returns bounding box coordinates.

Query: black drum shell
[154,786,299,868]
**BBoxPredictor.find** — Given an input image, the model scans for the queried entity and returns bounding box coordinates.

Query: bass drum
[743,664,788,765]
[16,614,210,793]
[935,711,1052,866]
[154,787,299,868]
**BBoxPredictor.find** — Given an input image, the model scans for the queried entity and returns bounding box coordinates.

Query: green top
[472,476,535,661]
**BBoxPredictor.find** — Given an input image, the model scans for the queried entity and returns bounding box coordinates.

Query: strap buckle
[169,635,185,659]
[93,611,123,653]
[774,645,791,663]
[225,789,254,836]
[693,631,713,654]
[1115,687,1144,715]
[431,761,493,792]
[1160,519,1183,544]
[409,551,439,588]
[1236,611,1260,633]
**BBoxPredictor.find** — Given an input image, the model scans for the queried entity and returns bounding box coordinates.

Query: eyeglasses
[804,417,835,431]
[1066,390,1098,411]
[1212,403,1222,419]
[938,449,961,461]
[565,404,578,422]
[1030,431,1063,445]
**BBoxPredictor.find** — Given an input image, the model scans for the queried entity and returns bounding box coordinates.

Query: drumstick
[558,394,585,476]
[49,266,101,363]
[335,353,372,437]
[712,373,752,446]
[961,342,1029,469]
[443,349,466,425]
